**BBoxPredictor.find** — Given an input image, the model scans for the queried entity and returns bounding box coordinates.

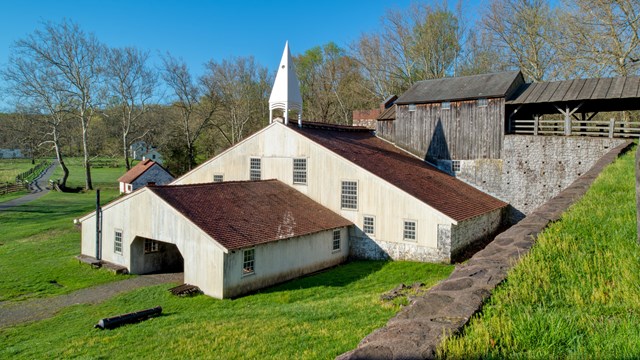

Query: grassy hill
[439,148,639,359]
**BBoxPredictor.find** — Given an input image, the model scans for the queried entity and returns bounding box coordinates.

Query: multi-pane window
[243,248,255,275]
[341,181,358,210]
[213,174,224,182]
[477,98,488,107]
[144,239,159,253]
[363,216,375,235]
[114,230,123,254]
[403,221,417,241]
[250,158,261,180]
[441,101,451,110]
[293,158,307,185]
[332,230,341,251]
[451,160,461,173]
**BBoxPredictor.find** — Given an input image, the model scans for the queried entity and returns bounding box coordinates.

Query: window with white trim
[250,158,261,180]
[451,160,461,173]
[363,216,375,236]
[114,230,123,254]
[408,104,417,112]
[243,248,255,276]
[403,221,417,241]
[293,158,307,185]
[341,181,358,210]
[213,174,224,182]
[144,239,159,253]
[477,98,488,107]
[441,101,451,110]
[332,229,341,251]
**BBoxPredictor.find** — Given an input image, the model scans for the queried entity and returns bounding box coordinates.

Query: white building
[118,159,174,194]
[175,120,507,263]
[79,180,351,298]
[79,42,507,299]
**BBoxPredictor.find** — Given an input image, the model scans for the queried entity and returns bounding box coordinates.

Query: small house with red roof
[118,159,174,194]
[79,180,352,298]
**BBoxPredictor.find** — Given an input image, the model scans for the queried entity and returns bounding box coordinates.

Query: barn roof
[118,159,168,184]
[290,122,507,222]
[377,104,396,121]
[148,180,352,250]
[396,71,523,105]
[507,75,640,105]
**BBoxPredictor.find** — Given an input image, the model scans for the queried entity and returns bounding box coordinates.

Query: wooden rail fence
[510,118,640,138]
[0,182,28,195]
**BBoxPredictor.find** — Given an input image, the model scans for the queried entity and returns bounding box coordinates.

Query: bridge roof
[507,76,640,105]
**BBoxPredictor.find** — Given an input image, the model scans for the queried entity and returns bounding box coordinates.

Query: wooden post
[564,106,571,136]
[609,118,615,138]
[534,115,539,136]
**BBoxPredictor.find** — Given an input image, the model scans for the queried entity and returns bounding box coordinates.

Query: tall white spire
[269,41,303,127]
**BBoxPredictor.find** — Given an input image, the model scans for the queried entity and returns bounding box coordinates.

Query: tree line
[1,0,638,190]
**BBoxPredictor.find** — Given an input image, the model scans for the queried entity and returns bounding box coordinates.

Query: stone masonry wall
[456,135,627,221]
[450,208,504,257]
[350,236,448,263]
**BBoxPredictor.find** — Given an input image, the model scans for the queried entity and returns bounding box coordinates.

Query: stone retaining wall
[456,135,627,222]
[337,140,632,360]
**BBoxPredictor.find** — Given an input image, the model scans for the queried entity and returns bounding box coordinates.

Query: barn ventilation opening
[130,236,184,274]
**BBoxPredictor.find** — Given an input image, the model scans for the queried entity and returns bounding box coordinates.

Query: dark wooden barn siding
[381,98,504,160]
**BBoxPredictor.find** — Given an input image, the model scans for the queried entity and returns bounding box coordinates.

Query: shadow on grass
[249,260,388,297]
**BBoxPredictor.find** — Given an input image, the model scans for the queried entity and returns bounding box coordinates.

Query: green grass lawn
[0,159,34,183]
[0,156,129,301]
[439,148,640,359]
[0,190,127,301]
[0,261,452,359]
[51,157,132,190]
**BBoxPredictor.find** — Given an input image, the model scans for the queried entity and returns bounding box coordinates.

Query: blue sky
[0,0,487,110]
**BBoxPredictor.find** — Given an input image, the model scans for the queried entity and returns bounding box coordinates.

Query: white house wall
[131,164,174,190]
[222,228,349,298]
[80,190,226,298]
[175,123,456,262]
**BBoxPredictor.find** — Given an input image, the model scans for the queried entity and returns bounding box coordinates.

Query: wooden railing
[510,118,640,138]
[0,182,28,195]
[15,160,50,184]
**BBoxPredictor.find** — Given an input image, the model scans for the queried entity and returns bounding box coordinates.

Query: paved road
[0,160,58,211]
[0,272,183,329]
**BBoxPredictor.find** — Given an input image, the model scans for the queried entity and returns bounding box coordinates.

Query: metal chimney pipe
[96,189,102,260]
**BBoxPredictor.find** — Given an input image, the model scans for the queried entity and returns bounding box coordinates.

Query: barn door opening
[129,236,184,274]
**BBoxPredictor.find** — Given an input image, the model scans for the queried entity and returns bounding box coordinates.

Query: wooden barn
[377,71,525,167]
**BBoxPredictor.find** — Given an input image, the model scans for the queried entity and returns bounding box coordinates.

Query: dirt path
[0,160,58,211]
[0,272,183,329]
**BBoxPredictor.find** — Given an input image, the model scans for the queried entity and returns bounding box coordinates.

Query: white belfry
[269,41,303,127]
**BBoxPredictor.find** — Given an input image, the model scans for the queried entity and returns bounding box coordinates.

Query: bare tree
[105,47,157,170]
[295,43,374,124]
[351,1,464,99]
[161,53,218,170]
[2,50,71,188]
[482,0,560,82]
[12,20,104,190]
[559,0,640,78]
[204,56,270,145]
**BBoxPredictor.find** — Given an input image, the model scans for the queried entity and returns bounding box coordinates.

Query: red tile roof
[148,180,352,250]
[118,159,155,183]
[290,122,507,222]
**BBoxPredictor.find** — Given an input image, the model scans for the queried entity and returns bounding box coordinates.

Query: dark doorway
[129,237,184,274]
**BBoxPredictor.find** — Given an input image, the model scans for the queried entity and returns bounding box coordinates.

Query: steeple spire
[269,41,303,127]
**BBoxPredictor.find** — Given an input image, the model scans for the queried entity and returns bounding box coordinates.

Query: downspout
[96,189,102,260]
